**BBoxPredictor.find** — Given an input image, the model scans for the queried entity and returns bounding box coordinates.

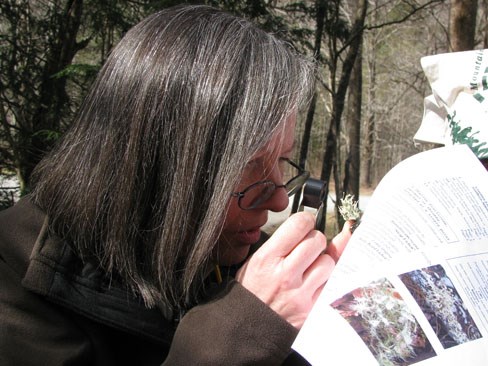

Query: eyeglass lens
[239,181,277,209]
[240,172,309,210]
[286,174,309,196]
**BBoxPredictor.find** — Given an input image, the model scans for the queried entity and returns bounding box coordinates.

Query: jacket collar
[21,210,175,345]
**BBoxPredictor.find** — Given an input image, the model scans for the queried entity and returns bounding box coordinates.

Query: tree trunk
[320,0,368,228]
[292,93,317,213]
[363,1,378,188]
[449,0,478,51]
[292,0,326,213]
[482,0,488,48]
[344,45,362,202]
[21,0,86,192]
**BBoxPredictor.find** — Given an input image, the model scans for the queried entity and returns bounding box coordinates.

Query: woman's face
[215,114,297,265]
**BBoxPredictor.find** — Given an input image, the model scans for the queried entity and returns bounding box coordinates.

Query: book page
[293,145,488,365]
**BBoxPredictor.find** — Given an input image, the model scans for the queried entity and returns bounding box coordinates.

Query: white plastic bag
[414,49,488,159]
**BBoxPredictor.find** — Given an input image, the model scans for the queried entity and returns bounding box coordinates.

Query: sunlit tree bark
[449,0,478,51]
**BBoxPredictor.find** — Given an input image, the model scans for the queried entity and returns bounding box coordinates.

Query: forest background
[1,0,486,229]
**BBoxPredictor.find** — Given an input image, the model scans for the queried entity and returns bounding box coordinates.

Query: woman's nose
[262,185,289,212]
[255,162,290,212]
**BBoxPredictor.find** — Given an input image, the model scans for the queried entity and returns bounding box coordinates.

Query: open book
[293,145,488,365]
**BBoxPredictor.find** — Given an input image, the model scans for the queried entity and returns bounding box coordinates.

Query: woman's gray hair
[32,5,315,309]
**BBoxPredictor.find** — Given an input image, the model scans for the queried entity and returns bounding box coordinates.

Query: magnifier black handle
[299,178,327,232]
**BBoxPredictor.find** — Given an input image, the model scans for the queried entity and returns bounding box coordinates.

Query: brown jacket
[0,198,308,365]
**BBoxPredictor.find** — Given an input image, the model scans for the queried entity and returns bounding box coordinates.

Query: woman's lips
[236,227,262,244]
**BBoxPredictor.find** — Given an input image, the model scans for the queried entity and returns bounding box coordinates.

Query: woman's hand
[236,212,352,329]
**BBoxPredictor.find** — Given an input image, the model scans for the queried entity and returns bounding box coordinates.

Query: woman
[0,5,351,365]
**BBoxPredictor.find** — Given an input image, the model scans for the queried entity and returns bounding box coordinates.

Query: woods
[1,0,486,219]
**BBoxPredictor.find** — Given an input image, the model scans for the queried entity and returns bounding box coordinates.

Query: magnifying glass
[292,177,328,232]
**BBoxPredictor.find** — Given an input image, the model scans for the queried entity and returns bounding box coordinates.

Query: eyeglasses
[231,159,310,210]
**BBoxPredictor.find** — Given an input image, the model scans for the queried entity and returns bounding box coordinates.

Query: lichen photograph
[331,278,436,366]
[399,264,482,349]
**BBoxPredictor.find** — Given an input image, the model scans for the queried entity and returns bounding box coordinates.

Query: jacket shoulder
[0,197,46,276]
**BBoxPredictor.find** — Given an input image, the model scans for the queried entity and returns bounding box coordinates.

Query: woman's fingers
[282,229,327,276]
[325,220,353,262]
[258,211,316,258]
[302,253,335,286]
